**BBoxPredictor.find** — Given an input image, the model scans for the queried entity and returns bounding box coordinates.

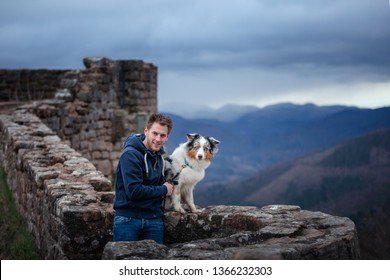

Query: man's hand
[164,182,174,196]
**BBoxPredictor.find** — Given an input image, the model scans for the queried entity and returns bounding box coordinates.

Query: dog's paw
[174,206,186,214]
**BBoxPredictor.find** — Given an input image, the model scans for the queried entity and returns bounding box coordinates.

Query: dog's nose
[197,155,203,160]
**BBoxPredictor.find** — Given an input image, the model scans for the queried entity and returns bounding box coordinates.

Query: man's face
[143,122,169,152]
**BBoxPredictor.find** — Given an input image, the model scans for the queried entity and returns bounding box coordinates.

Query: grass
[0,168,40,259]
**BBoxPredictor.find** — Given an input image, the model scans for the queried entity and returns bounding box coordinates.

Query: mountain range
[160,103,259,121]
[163,103,390,184]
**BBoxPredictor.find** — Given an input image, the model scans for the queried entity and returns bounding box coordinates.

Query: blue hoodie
[113,134,167,219]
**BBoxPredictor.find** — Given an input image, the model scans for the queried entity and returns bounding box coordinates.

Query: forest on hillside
[195,128,390,259]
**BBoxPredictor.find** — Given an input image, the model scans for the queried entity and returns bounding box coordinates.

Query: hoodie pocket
[114,216,133,225]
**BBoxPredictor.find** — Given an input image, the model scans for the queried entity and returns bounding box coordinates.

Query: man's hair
[146,113,173,134]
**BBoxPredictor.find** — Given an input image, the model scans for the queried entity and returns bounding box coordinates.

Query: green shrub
[0,168,40,259]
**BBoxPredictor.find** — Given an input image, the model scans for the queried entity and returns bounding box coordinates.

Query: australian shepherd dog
[164,133,220,214]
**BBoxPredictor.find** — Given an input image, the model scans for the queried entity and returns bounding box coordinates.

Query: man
[113,113,174,244]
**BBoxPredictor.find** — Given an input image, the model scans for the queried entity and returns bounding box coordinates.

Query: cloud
[1,0,390,108]
[159,64,390,110]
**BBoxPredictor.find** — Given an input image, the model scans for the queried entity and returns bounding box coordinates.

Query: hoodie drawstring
[161,155,165,177]
[143,153,166,177]
[144,153,149,177]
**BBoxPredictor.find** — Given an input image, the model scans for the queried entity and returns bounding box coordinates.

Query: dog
[164,133,220,214]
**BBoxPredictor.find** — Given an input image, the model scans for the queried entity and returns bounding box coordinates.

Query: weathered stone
[102,240,169,260]
[83,57,113,69]
[55,88,74,102]
[88,175,112,191]
[103,205,360,260]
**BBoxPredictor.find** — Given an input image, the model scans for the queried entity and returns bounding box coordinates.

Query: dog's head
[186,133,220,161]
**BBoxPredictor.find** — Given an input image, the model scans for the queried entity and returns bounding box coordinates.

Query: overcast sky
[1,0,390,110]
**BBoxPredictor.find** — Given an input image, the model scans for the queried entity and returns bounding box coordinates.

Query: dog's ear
[186,133,199,141]
[207,137,220,153]
[208,137,220,146]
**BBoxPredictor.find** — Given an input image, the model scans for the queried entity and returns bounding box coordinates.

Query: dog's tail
[163,157,181,185]
[161,157,181,212]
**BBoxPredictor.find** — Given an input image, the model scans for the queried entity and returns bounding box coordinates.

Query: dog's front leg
[182,185,201,213]
[172,185,186,214]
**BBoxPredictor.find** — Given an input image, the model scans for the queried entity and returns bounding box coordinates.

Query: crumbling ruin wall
[1,57,158,179]
[0,69,69,102]
[0,109,114,259]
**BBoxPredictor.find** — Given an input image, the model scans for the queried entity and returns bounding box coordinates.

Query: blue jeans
[113,216,165,244]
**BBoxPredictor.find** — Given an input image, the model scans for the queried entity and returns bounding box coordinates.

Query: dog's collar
[182,157,193,169]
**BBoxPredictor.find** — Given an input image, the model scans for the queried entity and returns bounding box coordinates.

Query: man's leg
[141,217,165,244]
[113,216,142,241]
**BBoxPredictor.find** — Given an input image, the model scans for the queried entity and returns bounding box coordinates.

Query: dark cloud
[1,0,390,108]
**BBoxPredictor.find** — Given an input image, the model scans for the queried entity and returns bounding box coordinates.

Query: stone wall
[1,57,158,179]
[0,69,69,102]
[0,109,114,259]
[104,205,360,260]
